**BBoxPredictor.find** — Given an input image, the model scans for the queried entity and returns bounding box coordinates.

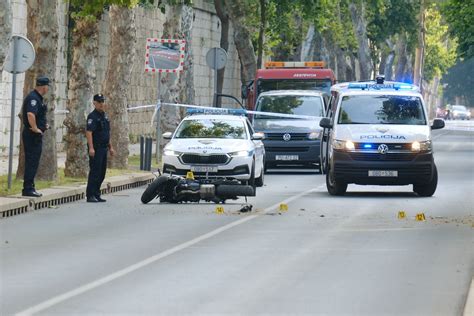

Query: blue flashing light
[187,108,247,116]
[393,83,417,91]
[348,83,368,89]
[363,144,373,149]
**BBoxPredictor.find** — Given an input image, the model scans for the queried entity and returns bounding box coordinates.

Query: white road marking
[15,185,324,316]
[464,278,474,316]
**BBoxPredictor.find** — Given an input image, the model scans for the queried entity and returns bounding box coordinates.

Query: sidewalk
[0,143,155,218]
[0,143,144,176]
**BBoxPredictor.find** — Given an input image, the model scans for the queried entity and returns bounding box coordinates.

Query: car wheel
[413,165,438,197]
[141,176,169,204]
[326,165,347,196]
[247,159,256,187]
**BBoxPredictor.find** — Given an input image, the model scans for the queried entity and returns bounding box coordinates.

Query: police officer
[22,76,50,197]
[85,94,115,202]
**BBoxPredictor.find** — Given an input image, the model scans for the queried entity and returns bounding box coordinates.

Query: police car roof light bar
[186,108,247,116]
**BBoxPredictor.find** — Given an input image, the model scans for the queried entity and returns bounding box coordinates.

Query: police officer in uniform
[22,77,50,197]
[86,94,115,202]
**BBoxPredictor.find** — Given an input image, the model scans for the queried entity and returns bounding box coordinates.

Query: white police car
[162,109,265,187]
[320,78,445,196]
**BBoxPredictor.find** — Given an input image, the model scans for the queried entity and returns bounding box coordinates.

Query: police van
[319,77,445,196]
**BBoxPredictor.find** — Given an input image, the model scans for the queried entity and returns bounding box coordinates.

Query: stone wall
[0,0,242,154]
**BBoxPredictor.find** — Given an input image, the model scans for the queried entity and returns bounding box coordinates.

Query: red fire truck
[243,61,337,110]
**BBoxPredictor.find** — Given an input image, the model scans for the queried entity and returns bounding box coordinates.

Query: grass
[0,165,146,197]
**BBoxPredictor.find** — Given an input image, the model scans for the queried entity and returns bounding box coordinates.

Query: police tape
[126,102,321,121]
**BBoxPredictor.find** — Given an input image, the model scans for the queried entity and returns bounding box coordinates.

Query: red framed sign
[144,38,186,73]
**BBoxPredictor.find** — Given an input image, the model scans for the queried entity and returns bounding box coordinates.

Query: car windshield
[338,95,426,125]
[452,105,467,111]
[255,95,324,119]
[174,118,247,139]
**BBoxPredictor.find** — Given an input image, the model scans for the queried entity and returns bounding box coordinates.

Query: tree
[225,0,257,85]
[442,0,474,59]
[17,0,59,181]
[215,0,230,107]
[102,4,136,169]
[0,0,12,70]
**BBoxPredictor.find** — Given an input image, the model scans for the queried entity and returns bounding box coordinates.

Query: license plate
[275,155,299,161]
[191,166,218,173]
[368,170,398,177]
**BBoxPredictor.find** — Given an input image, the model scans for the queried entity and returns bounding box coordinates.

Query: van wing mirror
[431,118,445,130]
[241,84,248,99]
[252,132,265,140]
[320,117,333,129]
[162,132,173,139]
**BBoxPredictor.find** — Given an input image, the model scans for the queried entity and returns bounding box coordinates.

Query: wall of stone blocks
[0,1,242,154]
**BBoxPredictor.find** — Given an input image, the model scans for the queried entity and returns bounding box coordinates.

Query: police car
[320,77,445,196]
[162,109,265,187]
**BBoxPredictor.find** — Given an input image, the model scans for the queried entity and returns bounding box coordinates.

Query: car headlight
[163,149,181,156]
[230,150,253,157]
[411,141,432,152]
[308,131,321,140]
[332,139,355,151]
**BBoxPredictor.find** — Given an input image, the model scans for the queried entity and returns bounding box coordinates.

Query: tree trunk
[17,0,59,181]
[214,0,229,108]
[158,5,182,152]
[395,34,408,82]
[179,5,195,106]
[349,1,373,80]
[384,39,396,80]
[225,0,256,85]
[64,18,99,177]
[0,0,12,70]
[257,0,266,69]
[102,5,136,169]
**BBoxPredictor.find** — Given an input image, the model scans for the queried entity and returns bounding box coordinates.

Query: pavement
[0,143,155,218]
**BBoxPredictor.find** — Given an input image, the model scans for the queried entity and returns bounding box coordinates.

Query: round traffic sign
[206,47,227,70]
[3,35,36,74]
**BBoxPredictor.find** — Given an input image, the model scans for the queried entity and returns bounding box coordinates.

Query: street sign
[5,35,36,190]
[206,47,227,70]
[4,35,35,74]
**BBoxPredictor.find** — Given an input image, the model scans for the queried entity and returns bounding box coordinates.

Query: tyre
[326,165,347,196]
[247,160,256,187]
[413,165,438,197]
[255,162,264,187]
[141,176,169,204]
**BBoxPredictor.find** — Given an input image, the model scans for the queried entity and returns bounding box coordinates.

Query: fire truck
[243,61,337,110]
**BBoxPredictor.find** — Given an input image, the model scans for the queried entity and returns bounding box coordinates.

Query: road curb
[464,278,474,316]
[0,173,154,219]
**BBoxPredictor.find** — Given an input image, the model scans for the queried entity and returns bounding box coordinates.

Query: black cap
[36,77,50,86]
[93,94,105,102]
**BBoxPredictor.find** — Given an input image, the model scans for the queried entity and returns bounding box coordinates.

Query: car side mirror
[241,84,248,100]
[320,117,333,129]
[162,132,173,139]
[252,132,265,140]
[431,118,445,130]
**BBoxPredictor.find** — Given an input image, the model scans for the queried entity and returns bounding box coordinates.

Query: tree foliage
[423,4,457,82]
[442,0,474,59]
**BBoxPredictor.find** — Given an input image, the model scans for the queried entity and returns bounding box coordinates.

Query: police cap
[36,76,50,86]
[93,94,105,102]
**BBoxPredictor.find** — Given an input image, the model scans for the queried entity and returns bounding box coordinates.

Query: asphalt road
[1,128,473,315]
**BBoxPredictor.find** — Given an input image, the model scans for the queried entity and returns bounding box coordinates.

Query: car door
[246,119,264,166]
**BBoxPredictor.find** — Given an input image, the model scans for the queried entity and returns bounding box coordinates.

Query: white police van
[320,78,445,196]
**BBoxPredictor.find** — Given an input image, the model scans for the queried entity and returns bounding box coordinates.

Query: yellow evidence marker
[215,206,225,214]
[279,203,288,212]
[416,213,426,221]
[398,211,406,219]
[186,171,195,180]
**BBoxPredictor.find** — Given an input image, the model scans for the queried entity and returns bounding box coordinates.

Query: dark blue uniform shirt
[23,89,47,131]
[86,109,110,146]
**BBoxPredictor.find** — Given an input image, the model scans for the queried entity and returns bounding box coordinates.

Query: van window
[338,95,426,125]
[255,95,324,119]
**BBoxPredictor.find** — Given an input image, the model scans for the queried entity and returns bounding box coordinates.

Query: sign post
[206,47,227,107]
[3,35,36,189]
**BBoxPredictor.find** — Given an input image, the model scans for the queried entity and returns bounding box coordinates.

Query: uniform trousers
[23,129,43,191]
[86,146,108,198]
